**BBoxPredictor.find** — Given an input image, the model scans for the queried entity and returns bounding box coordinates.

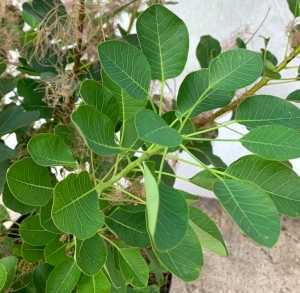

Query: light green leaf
[119,247,149,288]
[40,199,61,233]
[0,263,7,292]
[80,80,119,124]
[2,183,35,214]
[135,110,182,147]
[155,226,203,282]
[287,89,300,102]
[98,40,151,100]
[20,215,56,246]
[0,104,39,136]
[236,95,300,129]
[44,238,68,266]
[189,207,228,256]
[0,256,17,290]
[213,179,280,247]
[137,4,189,80]
[106,205,150,248]
[209,49,263,91]
[144,165,188,251]
[22,243,44,263]
[72,105,120,156]
[240,125,300,161]
[196,35,221,68]
[77,271,111,293]
[177,69,233,116]
[28,133,76,167]
[75,234,107,276]
[227,155,300,217]
[46,258,81,293]
[6,158,54,206]
[52,172,104,240]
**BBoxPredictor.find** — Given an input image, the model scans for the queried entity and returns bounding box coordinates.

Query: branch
[199,45,300,126]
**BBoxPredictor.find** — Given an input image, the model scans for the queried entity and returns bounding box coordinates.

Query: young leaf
[77,271,111,293]
[28,133,76,168]
[6,158,54,207]
[52,172,104,240]
[189,207,228,256]
[155,226,203,282]
[80,80,119,124]
[0,256,17,290]
[135,110,182,147]
[209,49,263,91]
[213,179,280,247]
[46,258,81,293]
[0,263,7,292]
[75,234,107,276]
[98,40,151,100]
[137,4,189,80]
[2,183,35,214]
[40,199,60,234]
[0,104,39,136]
[106,205,150,248]
[144,165,188,251]
[44,238,68,266]
[240,125,300,161]
[287,89,300,102]
[19,215,56,246]
[72,105,120,156]
[236,95,300,129]
[22,243,44,263]
[196,35,221,68]
[227,155,300,217]
[176,69,233,116]
[119,247,149,288]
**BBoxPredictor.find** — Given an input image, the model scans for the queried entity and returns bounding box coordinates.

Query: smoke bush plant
[1,0,300,291]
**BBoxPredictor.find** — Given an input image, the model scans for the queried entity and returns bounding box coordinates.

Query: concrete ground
[171,199,300,293]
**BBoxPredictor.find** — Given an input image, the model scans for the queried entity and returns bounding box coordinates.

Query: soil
[171,198,300,293]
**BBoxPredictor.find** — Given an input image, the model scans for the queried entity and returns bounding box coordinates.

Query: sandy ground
[172,199,300,293]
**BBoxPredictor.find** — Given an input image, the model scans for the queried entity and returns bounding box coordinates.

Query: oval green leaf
[196,35,221,68]
[44,238,68,266]
[0,256,17,290]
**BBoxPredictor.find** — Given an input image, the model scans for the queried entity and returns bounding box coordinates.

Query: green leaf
[0,256,17,290]
[40,199,60,233]
[227,155,300,217]
[33,264,53,292]
[106,205,150,248]
[0,60,6,76]
[155,226,203,282]
[6,158,54,206]
[287,89,300,102]
[196,35,221,68]
[52,172,104,240]
[189,207,228,256]
[54,124,78,149]
[2,183,35,214]
[0,263,7,292]
[0,77,16,97]
[209,49,263,91]
[135,110,182,147]
[72,105,120,156]
[75,234,107,276]
[28,133,76,168]
[98,40,151,100]
[144,165,188,251]
[17,78,52,118]
[0,142,16,163]
[213,179,280,247]
[22,243,44,263]
[77,270,111,293]
[20,215,56,246]
[80,80,119,124]
[176,69,233,116]
[191,168,222,190]
[46,258,81,293]
[137,4,189,80]
[236,95,300,129]
[44,238,68,266]
[119,247,149,288]
[287,0,300,16]
[0,160,10,193]
[240,125,300,161]
[0,104,39,136]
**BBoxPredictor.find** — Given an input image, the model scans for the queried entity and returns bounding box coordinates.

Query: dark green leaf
[22,243,44,263]
[0,160,10,193]
[40,199,60,233]
[196,35,221,68]
[52,172,104,240]
[0,142,15,163]
[33,263,52,292]
[287,89,300,102]
[0,77,16,97]
[137,4,189,80]
[44,238,68,266]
